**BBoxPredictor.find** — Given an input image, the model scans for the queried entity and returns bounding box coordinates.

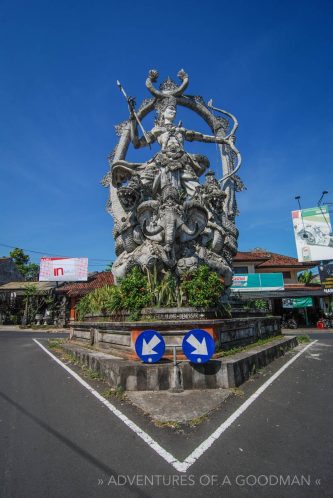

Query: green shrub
[75,265,226,320]
[244,298,270,312]
[119,267,150,312]
[180,265,224,308]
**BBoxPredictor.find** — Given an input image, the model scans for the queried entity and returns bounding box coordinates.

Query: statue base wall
[70,315,281,361]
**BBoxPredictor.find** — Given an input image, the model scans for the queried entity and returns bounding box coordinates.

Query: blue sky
[1,0,332,270]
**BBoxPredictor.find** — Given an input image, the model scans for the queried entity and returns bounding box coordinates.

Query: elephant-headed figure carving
[196,170,231,255]
[114,174,144,256]
[137,185,208,263]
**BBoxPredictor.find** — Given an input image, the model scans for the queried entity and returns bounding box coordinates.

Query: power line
[0,242,112,262]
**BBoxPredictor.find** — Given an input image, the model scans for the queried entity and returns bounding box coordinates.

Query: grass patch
[80,366,103,380]
[102,386,126,400]
[60,351,77,364]
[215,335,285,358]
[229,387,245,397]
[154,420,181,430]
[30,324,57,330]
[48,338,65,349]
[188,414,207,427]
[297,335,311,344]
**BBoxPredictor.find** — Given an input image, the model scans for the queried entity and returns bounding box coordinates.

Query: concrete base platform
[62,336,298,391]
[70,316,281,360]
[126,389,231,423]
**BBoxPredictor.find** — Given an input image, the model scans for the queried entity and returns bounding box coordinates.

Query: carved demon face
[117,187,140,211]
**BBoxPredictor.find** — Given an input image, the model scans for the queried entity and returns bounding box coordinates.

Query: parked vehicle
[281,314,298,329]
[317,314,333,329]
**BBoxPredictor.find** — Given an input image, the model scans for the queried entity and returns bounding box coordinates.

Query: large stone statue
[102,70,245,287]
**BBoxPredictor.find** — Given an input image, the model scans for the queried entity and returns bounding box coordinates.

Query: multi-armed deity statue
[102,70,245,288]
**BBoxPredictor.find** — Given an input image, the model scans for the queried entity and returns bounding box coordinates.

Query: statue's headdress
[146,69,189,122]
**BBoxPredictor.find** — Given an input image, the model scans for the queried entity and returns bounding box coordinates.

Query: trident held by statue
[116,80,151,148]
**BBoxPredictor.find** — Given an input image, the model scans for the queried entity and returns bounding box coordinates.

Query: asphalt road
[0,330,333,498]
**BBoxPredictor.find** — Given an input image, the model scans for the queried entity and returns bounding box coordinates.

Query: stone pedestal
[70,315,281,361]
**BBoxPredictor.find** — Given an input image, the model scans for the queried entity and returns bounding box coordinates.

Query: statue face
[163,105,176,121]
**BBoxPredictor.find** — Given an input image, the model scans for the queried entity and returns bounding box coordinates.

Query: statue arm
[185,128,242,182]
[130,116,155,149]
[185,129,230,145]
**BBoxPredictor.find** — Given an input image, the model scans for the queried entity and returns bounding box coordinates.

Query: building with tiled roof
[59,271,114,297]
[233,249,315,285]
[57,271,114,321]
[232,249,326,323]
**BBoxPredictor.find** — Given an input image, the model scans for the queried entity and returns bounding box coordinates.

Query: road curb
[61,336,298,391]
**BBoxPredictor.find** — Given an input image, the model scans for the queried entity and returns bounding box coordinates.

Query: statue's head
[145,69,189,125]
[163,105,176,122]
[155,96,177,125]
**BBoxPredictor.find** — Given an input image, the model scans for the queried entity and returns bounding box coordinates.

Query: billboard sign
[292,205,333,262]
[319,263,333,294]
[282,297,313,308]
[231,273,284,292]
[39,257,88,281]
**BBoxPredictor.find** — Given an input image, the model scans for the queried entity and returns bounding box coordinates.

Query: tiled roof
[58,271,114,297]
[233,251,269,262]
[284,283,322,291]
[233,251,315,269]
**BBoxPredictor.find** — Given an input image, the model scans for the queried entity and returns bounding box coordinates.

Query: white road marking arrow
[186,334,208,355]
[142,335,161,355]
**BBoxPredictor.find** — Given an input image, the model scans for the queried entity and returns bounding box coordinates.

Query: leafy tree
[10,248,29,268]
[22,284,56,324]
[9,248,39,281]
[298,270,313,284]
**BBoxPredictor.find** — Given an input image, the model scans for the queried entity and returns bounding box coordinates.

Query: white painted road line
[180,340,318,471]
[34,339,317,473]
[33,339,183,472]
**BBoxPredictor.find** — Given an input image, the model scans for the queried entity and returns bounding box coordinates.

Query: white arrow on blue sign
[135,330,165,363]
[182,329,215,364]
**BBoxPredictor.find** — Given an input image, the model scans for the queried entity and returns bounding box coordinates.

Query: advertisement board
[282,297,313,308]
[292,205,333,262]
[319,263,333,294]
[39,257,88,282]
[231,273,284,292]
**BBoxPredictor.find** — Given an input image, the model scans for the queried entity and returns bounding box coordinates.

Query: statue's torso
[152,124,185,152]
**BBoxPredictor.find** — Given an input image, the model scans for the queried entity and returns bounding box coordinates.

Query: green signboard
[231,273,284,292]
[282,297,313,308]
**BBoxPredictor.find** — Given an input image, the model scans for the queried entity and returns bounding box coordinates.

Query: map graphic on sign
[39,257,88,281]
[182,329,215,364]
[292,205,333,262]
[135,330,165,363]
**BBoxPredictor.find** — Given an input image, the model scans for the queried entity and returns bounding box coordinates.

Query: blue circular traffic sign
[182,329,215,364]
[135,330,165,363]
